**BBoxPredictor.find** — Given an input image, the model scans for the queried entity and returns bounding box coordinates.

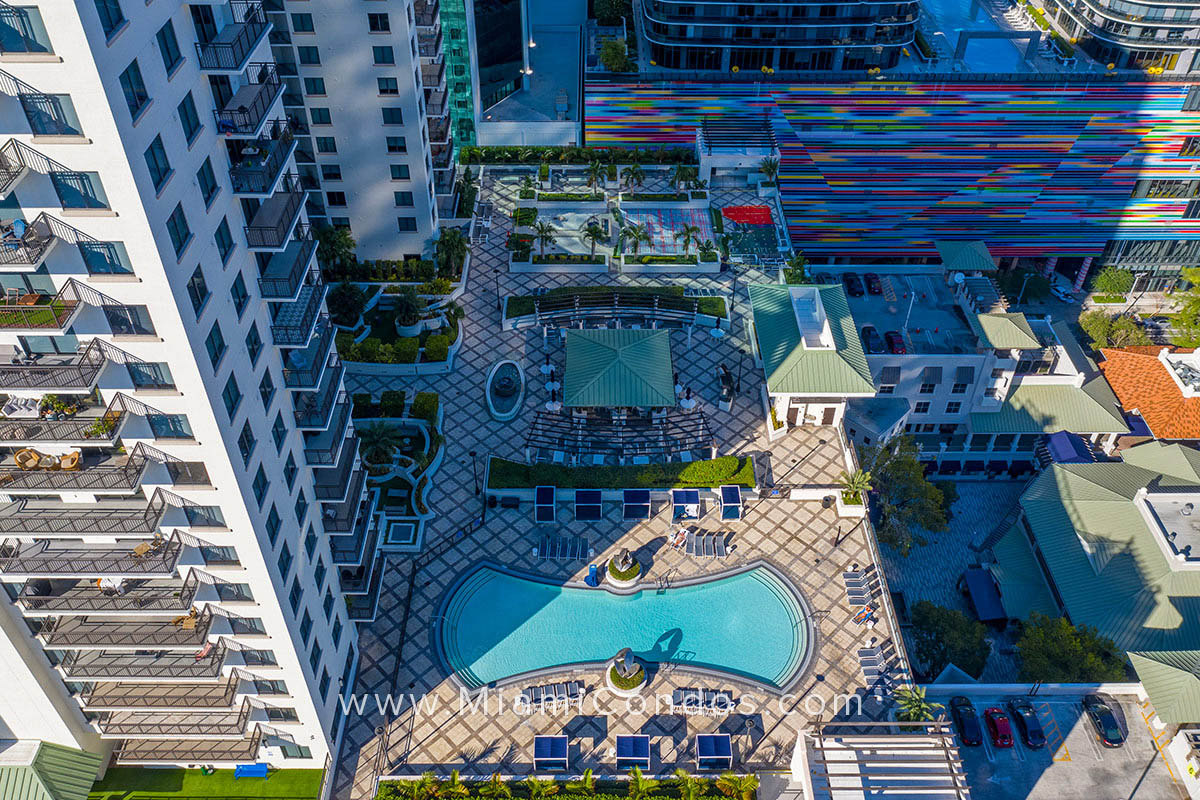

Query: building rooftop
[969,380,1129,435]
[843,274,977,355]
[563,329,674,408]
[485,27,580,124]
[1099,347,1200,441]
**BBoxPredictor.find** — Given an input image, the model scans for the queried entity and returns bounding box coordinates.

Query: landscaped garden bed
[624,254,699,265]
[487,455,755,489]
[457,145,697,165]
[531,253,607,264]
[537,191,604,202]
[504,285,726,319]
[377,770,757,800]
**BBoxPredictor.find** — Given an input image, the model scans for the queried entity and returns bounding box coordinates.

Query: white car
[1050,285,1076,303]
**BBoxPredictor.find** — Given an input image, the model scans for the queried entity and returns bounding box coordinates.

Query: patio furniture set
[530,731,734,773]
[535,535,592,562]
[13,448,80,471]
[670,688,736,715]
[520,680,586,709]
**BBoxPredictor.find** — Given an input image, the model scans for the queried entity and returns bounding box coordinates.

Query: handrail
[41,604,215,648]
[62,638,227,680]
[282,318,334,387]
[244,172,305,248]
[81,669,240,709]
[99,697,251,737]
[270,274,324,345]
[294,360,345,428]
[214,63,281,134]
[304,399,351,465]
[195,2,269,71]
[229,124,294,194]
[19,567,201,612]
[258,224,316,298]
[314,436,358,499]
[0,531,183,575]
[0,392,127,443]
[0,338,108,390]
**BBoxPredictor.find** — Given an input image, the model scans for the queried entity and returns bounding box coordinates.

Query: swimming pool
[921,0,1027,72]
[439,565,811,690]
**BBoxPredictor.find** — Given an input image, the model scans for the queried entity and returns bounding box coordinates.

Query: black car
[950,696,983,747]
[1082,694,1125,748]
[861,325,885,354]
[1006,698,1047,749]
[864,272,883,295]
[842,273,865,297]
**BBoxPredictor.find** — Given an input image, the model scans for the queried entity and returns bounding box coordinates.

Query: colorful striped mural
[584,81,1200,259]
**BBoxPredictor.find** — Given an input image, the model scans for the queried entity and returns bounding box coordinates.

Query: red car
[864,272,883,295]
[984,707,1014,748]
[885,330,906,354]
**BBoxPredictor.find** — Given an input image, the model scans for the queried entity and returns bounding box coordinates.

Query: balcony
[313,435,358,501]
[39,606,214,649]
[0,281,84,333]
[0,339,110,393]
[195,2,270,73]
[229,122,295,196]
[0,533,182,579]
[0,495,167,537]
[434,166,456,196]
[60,639,227,681]
[0,394,127,447]
[215,64,282,137]
[0,139,31,198]
[415,0,440,28]
[98,698,252,739]
[258,224,316,299]
[322,468,367,534]
[0,449,152,495]
[282,320,334,388]
[18,92,84,138]
[113,726,261,765]
[270,278,325,346]
[425,90,448,119]
[432,142,452,170]
[294,359,344,430]
[82,675,239,711]
[421,60,445,90]
[244,173,305,250]
[331,493,378,567]
[18,571,200,615]
[418,27,443,59]
[303,401,351,466]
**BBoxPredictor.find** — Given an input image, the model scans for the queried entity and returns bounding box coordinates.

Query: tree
[598,39,632,73]
[783,251,808,284]
[326,281,367,327]
[893,685,943,722]
[714,773,758,800]
[620,224,651,256]
[478,775,511,800]
[434,227,469,278]
[393,285,424,327]
[533,220,557,256]
[585,160,606,190]
[910,600,989,679]
[437,771,470,800]
[671,163,695,190]
[316,225,356,276]
[837,469,873,503]
[359,422,405,465]
[394,774,437,800]
[1092,266,1135,297]
[1016,612,1127,682]
[759,157,780,182]
[621,163,645,188]
[673,769,709,800]
[674,223,702,254]
[565,769,596,797]
[595,0,629,25]
[858,436,948,554]
[581,223,606,256]
[522,778,559,800]
[1170,266,1200,347]
[1078,310,1152,349]
[716,234,732,263]
[626,767,660,800]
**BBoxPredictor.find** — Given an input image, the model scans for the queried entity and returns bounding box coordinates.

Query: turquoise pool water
[440,566,809,689]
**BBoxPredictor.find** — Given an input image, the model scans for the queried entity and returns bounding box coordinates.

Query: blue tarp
[1046,431,1095,464]
[1124,413,1152,437]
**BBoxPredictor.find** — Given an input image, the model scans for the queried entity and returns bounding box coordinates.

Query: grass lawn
[89,767,324,800]
[487,455,756,489]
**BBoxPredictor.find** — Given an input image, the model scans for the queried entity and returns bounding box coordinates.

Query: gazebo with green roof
[563,329,675,408]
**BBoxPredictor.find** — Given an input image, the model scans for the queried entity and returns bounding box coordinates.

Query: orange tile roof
[1098,348,1200,440]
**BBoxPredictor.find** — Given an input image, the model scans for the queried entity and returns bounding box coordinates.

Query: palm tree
[437,771,470,800]
[626,767,660,800]
[398,773,437,800]
[621,163,645,188]
[717,234,732,263]
[714,773,758,800]
[784,251,809,284]
[894,685,943,722]
[316,225,357,276]
[673,769,709,800]
[620,224,652,256]
[533,220,557,256]
[674,223,702,255]
[456,165,478,195]
[670,163,694,189]
[522,777,559,800]
[359,422,405,466]
[837,469,873,503]
[435,227,469,277]
[581,223,606,256]
[585,160,606,190]
[698,239,717,259]
[478,774,511,800]
[565,769,596,797]
[520,175,536,192]
[759,157,780,183]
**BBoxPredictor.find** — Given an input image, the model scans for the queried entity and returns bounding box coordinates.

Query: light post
[493,269,501,311]
[737,348,746,394]
[469,450,479,495]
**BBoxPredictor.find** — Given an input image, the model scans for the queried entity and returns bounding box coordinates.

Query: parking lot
[930,693,1185,800]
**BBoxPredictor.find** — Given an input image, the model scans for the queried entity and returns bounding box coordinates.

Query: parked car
[950,696,983,747]
[1082,695,1125,748]
[1050,284,1076,303]
[861,325,885,354]
[984,707,1014,748]
[864,272,883,295]
[842,273,865,297]
[884,330,906,354]
[1142,316,1172,331]
[1006,698,1046,749]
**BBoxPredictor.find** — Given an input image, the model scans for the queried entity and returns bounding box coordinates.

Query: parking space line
[981,736,995,763]
[1038,701,1071,762]
[1140,702,1182,786]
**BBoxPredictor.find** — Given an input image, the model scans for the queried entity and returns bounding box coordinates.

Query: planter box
[510,254,608,273]
[835,493,867,518]
[622,256,720,275]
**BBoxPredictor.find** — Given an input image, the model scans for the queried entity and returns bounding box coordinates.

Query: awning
[880,366,901,384]
[956,366,975,383]
[922,366,943,384]
[695,734,733,770]
[962,567,1006,622]
[574,489,602,521]
[1045,431,1095,464]
[671,488,700,520]
[534,486,555,524]
[533,735,568,771]
[623,489,651,520]
[615,735,651,770]
[719,485,742,520]
[721,205,773,226]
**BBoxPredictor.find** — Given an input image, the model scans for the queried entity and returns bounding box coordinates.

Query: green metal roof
[969,380,1130,435]
[1129,651,1200,724]
[562,329,675,408]
[935,240,996,273]
[968,313,1041,350]
[989,521,1060,621]
[0,742,102,800]
[748,283,874,396]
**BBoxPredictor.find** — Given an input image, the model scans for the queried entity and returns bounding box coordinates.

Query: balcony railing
[0,280,83,331]
[282,320,334,388]
[0,394,126,446]
[0,449,151,494]
[229,123,295,195]
[304,401,351,466]
[195,2,270,72]
[244,172,305,249]
[421,60,445,89]
[0,338,109,392]
[314,436,358,500]
[294,360,344,429]
[19,570,200,613]
[61,639,226,681]
[82,675,240,710]
[99,698,252,738]
[425,90,448,118]
[415,0,440,27]
[0,533,182,578]
[429,117,451,145]
[215,63,282,136]
[114,726,261,764]
[40,606,214,648]
[0,492,167,536]
[258,224,316,298]
[270,277,324,346]
[418,27,443,58]
[331,495,377,565]
[323,468,367,534]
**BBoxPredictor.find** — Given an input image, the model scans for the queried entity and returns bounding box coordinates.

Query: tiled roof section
[1098,348,1200,440]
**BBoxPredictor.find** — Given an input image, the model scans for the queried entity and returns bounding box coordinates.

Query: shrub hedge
[423,334,450,362]
[532,253,607,264]
[627,254,698,265]
[505,285,726,318]
[457,145,697,166]
[538,192,604,202]
[380,390,406,417]
[487,456,756,489]
[411,392,439,425]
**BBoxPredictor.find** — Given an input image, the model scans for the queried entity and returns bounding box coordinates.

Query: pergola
[524,409,713,464]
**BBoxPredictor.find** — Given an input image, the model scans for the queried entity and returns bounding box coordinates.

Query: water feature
[486,360,525,421]
[922,0,1029,72]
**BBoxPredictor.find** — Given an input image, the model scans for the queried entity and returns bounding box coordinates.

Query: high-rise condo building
[1032,0,1199,74]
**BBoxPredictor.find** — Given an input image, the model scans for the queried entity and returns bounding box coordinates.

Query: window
[397,217,417,232]
[390,164,410,180]
[914,401,930,414]
[289,577,303,612]
[316,136,337,153]
[393,191,414,207]
[277,541,293,577]
[156,20,182,73]
[326,191,347,207]
[372,45,394,65]
[128,362,174,390]
[142,137,172,191]
[309,641,322,673]
[105,305,155,336]
[245,322,263,366]
[239,422,258,464]
[166,204,191,257]
[294,491,309,526]
[331,217,350,229]
[185,505,225,527]
[314,558,327,590]
[244,649,278,667]
[319,668,331,700]
[94,0,125,37]
[186,266,209,315]
[300,610,313,643]
[119,60,149,118]
[368,12,390,31]
[297,45,319,64]
[378,77,399,95]
[322,588,333,619]
[321,164,342,181]
[149,413,192,438]
[201,545,239,565]
[877,384,894,394]
[945,401,962,414]
[381,107,404,125]
[214,217,234,263]
[386,136,407,153]
[918,383,935,394]
[990,368,1005,379]
[253,465,269,507]
[177,92,201,143]
[204,321,226,368]
[230,272,249,317]
[222,374,242,419]
[215,583,252,601]
[291,12,314,32]
[304,527,318,558]
[284,453,298,489]
[951,383,968,394]
[272,412,287,451]
[266,504,282,545]
[303,77,326,95]
[196,158,219,207]
[332,617,343,647]
[259,369,276,409]
[254,678,287,695]
[310,107,331,125]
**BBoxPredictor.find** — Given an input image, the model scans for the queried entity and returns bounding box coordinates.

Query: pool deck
[333,170,906,797]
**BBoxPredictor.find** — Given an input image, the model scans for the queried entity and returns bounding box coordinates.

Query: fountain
[485,360,525,421]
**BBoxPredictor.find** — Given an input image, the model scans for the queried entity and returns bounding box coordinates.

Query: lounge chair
[529,686,544,707]
[539,535,550,560]
[713,534,728,558]
[702,534,715,558]
[685,530,698,556]
[14,448,43,470]
[58,451,80,471]
[567,681,583,699]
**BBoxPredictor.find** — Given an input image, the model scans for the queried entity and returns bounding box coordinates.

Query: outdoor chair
[58,451,81,471]
[703,535,715,558]
[685,530,698,556]
[567,681,583,699]
[713,535,728,558]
